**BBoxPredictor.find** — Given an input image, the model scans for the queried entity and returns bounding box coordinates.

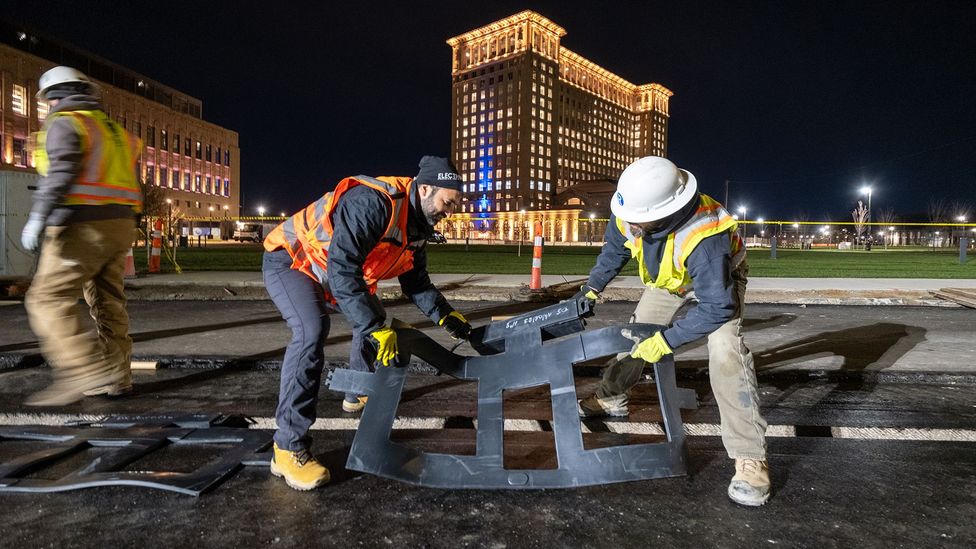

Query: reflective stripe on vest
[617,194,744,294]
[35,110,143,212]
[263,176,416,301]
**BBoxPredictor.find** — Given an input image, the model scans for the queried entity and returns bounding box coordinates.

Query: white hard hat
[36,66,96,99]
[610,156,698,223]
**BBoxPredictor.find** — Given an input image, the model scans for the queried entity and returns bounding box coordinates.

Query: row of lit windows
[144,164,231,197]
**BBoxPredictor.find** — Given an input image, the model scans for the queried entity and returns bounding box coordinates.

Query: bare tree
[927,198,950,223]
[852,200,868,247]
[877,206,897,225]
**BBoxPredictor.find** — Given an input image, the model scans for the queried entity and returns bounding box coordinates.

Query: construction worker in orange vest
[575,156,770,506]
[23,66,143,406]
[262,156,471,490]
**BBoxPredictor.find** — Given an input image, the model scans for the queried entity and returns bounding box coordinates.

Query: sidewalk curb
[119,282,960,307]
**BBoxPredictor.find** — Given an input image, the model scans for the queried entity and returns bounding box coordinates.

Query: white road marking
[1,413,973,442]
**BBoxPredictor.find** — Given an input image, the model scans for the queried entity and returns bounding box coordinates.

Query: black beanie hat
[414,156,463,191]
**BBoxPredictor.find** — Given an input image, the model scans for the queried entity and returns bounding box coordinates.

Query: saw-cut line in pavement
[2,413,974,442]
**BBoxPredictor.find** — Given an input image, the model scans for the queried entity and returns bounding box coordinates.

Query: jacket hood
[49,94,103,115]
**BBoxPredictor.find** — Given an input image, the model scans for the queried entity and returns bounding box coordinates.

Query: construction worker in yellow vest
[23,66,143,406]
[575,156,770,506]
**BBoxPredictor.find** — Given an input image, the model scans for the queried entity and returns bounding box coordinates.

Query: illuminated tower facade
[447,10,672,215]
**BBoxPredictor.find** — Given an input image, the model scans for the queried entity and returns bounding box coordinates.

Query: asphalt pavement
[0,293,974,547]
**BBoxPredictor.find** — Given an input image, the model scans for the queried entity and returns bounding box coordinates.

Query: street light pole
[738,206,748,246]
[860,185,873,247]
[518,209,525,257]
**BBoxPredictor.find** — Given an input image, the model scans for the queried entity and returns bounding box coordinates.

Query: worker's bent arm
[30,117,83,222]
[398,245,452,323]
[661,233,736,349]
[585,214,632,292]
[327,187,391,336]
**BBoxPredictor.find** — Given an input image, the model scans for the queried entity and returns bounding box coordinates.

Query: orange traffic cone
[530,220,544,291]
[148,219,162,273]
[123,248,137,279]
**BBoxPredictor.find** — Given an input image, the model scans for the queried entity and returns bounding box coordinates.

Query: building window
[161,130,168,150]
[224,150,231,166]
[12,138,27,167]
[223,179,230,197]
[146,126,156,147]
[36,99,49,122]
[206,176,212,194]
[216,147,221,165]
[184,138,191,157]
[195,141,202,160]
[173,134,180,153]
[146,165,155,185]
[205,144,212,162]
[12,85,27,116]
[194,175,202,192]
[184,173,191,190]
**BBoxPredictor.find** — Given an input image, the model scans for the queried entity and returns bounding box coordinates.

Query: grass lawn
[133,243,976,278]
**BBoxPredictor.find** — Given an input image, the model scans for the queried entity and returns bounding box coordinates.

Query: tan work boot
[26,369,121,407]
[270,443,331,491]
[83,382,133,397]
[577,393,629,417]
[728,458,771,506]
[341,395,368,413]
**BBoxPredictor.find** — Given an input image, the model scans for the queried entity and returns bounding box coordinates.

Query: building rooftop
[0,18,203,119]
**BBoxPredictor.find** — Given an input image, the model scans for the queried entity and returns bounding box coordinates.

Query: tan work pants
[26,218,136,387]
[596,266,767,459]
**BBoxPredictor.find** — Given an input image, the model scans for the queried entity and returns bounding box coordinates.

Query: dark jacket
[31,94,138,226]
[326,183,453,336]
[585,193,739,349]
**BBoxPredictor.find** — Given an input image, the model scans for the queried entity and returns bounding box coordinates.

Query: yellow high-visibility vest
[35,109,143,212]
[617,194,745,295]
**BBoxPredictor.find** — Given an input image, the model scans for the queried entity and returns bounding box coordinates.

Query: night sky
[7,0,975,221]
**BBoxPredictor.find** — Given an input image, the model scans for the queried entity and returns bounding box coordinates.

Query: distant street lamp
[859,185,873,245]
[165,198,174,248]
[257,206,266,217]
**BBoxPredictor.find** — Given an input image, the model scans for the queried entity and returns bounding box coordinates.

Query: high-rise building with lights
[0,19,240,221]
[447,10,671,223]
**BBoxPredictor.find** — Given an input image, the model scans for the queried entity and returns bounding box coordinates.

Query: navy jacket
[326,183,453,337]
[585,194,740,349]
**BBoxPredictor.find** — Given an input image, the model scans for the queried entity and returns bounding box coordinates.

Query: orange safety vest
[264,175,419,302]
[35,109,143,212]
[617,194,746,295]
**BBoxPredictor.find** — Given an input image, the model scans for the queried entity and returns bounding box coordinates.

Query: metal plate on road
[328,297,695,489]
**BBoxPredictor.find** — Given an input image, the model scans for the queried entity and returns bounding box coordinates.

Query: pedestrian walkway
[122,271,976,305]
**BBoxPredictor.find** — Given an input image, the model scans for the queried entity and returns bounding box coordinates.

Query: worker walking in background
[262,156,472,491]
[575,156,770,506]
[23,66,143,406]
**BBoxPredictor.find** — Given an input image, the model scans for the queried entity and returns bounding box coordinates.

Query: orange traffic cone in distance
[124,248,137,279]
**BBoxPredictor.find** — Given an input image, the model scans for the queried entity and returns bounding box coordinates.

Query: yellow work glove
[625,331,673,364]
[369,326,399,367]
[438,311,472,340]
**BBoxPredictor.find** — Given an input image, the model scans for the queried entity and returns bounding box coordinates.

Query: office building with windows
[443,10,671,242]
[0,19,240,220]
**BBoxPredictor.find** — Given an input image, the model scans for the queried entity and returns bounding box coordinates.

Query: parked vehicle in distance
[427,231,448,244]
[233,223,263,243]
